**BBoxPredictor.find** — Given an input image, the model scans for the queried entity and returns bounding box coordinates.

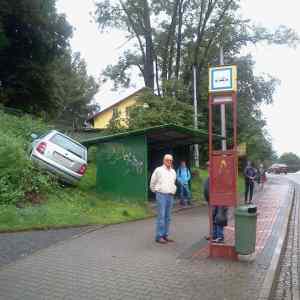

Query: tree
[127,90,196,129]
[106,108,127,133]
[95,0,155,90]
[95,0,298,94]
[0,0,73,114]
[105,89,197,133]
[95,0,299,163]
[0,0,99,122]
[49,51,99,128]
[279,153,300,172]
[234,55,280,161]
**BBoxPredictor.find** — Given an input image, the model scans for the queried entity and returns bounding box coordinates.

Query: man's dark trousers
[245,180,254,203]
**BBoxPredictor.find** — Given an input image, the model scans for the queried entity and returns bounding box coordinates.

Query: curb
[288,180,300,300]
[258,184,295,300]
[292,183,300,300]
[0,223,104,234]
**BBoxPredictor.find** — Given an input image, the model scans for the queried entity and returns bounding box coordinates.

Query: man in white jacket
[150,154,177,244]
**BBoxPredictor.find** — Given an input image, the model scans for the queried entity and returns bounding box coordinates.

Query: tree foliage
[105,89,197,134]
[95,0,299,94]
[0,0,99,121]
[49,51,99,128]
[279,152,300,172]
[95,0,299,162]
[127,90,196,129]
[95,0,155,90]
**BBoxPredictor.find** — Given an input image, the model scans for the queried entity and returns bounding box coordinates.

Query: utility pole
[193,65,200,167]
[220,46,227,151]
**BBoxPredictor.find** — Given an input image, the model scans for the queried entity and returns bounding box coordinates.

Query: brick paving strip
[0,176,294,300]
[190,177,293,259]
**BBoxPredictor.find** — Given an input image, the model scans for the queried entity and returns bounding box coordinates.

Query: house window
[112,107,118,117]
[125,107,131,118]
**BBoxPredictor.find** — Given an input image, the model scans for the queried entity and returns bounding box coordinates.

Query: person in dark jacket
[212,206,228,243]
[244,161,257,204]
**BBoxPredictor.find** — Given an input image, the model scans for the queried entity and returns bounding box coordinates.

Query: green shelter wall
[96,135,148,202]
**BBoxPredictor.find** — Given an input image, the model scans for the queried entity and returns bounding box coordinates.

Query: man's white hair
[163,154,173,161]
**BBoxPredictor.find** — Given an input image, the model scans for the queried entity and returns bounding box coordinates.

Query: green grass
[0,196,150,231]
[191,169,208,204]
[0,162,247,232]
[237,172,245,195]
[0,163,151,232]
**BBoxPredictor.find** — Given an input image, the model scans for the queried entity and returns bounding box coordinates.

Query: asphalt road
[0,226,98,268]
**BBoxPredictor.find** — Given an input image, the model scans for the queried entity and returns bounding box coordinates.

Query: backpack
[215,206,228,226]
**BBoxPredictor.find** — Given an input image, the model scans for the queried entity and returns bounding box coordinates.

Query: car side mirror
[31,133,38,140]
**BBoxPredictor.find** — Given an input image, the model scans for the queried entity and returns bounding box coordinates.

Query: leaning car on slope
[30,130,87,185]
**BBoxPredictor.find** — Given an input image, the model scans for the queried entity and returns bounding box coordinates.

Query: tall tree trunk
[167,40,175,80]
[143,0,154,91]
[175,0,183,81]
[161,0,180,83]
[155,55,161,96]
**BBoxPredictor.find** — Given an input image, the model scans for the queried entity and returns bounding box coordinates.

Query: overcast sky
[56,0,300,157]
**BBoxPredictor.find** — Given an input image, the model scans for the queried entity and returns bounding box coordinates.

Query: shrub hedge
[0,110,55,205]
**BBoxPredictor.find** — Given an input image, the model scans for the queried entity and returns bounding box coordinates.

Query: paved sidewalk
[0,176,293,300]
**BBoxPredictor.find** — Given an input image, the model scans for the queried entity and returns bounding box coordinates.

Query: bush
[0,131,54,205]
[0,110,51,146]
[87,146,97,163]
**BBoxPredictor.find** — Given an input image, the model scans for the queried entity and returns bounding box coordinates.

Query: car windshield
[50,133,86,160]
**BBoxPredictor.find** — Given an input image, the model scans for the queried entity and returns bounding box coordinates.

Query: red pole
[208,94,213,251]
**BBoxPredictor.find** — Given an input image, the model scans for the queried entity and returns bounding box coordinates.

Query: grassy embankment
[0,162,151,231]
[0,162,217,231]
[0,162,245,232]
[0,110,245,231]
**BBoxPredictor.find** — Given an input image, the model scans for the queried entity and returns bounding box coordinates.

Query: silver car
[30,130,88,185]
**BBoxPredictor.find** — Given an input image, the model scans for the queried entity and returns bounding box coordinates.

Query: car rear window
[50,134,86,160]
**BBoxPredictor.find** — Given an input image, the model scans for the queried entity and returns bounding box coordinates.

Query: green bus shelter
[81,124,208,202]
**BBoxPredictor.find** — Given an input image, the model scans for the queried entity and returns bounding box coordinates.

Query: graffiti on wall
[102,143,144,175]
[122,152,144,175]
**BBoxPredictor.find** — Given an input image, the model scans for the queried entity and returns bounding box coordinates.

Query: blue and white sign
[209,65,237,93]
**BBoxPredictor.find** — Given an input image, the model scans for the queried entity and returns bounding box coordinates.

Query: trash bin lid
[235,205,257,216]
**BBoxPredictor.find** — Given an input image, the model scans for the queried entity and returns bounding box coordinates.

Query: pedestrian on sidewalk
[257,163,267,190]
[150,154,177,244]
[176,160,192,207]
[212,206,228,243]
[244,160,257,204]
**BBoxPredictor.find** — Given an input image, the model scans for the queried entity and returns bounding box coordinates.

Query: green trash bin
[235,205,257,255]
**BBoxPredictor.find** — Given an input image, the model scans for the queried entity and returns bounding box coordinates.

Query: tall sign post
[193,65,200,167]
[208,64,238,259]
